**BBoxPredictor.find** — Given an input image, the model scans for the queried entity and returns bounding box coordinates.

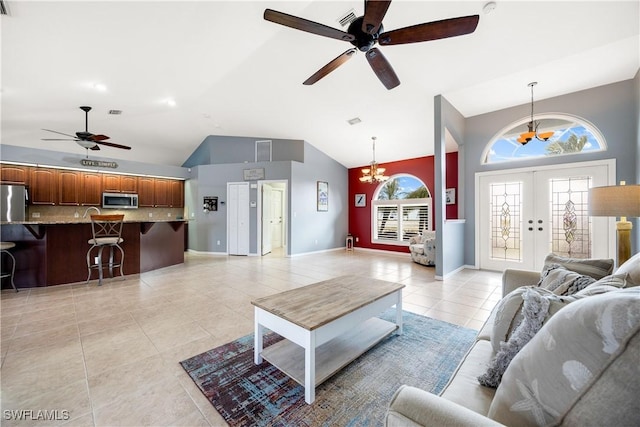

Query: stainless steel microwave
[102,192,138,209]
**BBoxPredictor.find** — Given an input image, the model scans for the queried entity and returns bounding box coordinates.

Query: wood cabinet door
[102,174,121,193]
[170,180,184,208]
[0,164,31,185]
[138,177,155,207]
[58,170,81,206]
[81,172,102,206]
[154,179,170,207]
[30,168,57,205]
[120,176,138,193]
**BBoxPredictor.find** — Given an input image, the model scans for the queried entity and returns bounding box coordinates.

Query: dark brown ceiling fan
[42,106,131,151]
[264,0,479,90]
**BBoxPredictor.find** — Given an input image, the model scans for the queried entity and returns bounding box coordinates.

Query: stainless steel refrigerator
[1,184,27,222]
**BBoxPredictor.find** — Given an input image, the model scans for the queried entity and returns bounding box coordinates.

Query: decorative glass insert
[490,182,522,261]
[549,176,592,258]
[372,175,432,245]
[483,114,606,164]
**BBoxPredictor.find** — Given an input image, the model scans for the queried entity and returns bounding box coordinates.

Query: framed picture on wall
[317,181,328,211]
[446,188,456,205]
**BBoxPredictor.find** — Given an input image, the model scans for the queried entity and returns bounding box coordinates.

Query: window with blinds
[372,199,431,244]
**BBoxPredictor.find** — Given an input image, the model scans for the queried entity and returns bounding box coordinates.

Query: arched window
[371,174,432,245]
[482,113,606,164]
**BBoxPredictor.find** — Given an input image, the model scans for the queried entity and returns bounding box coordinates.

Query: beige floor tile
[0,250,501,426]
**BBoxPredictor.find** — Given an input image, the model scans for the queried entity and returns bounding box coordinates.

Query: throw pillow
[541,254,614,280]
[488,288,640,427]
[574,273,628,296]
[538,264,596,295]
[490,287,529,353]
[479,288,576,388]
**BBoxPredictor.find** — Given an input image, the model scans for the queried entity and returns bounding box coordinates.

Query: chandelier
[359,136,389,184]
[517,82,554,145]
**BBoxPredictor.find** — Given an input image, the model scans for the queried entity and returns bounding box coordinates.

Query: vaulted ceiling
[2,1,638,168]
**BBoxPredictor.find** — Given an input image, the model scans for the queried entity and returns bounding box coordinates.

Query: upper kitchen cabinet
[103,174,138,194]
[30,167,57,205]
[137,177,155,207]
[0,164,31,185]
[57,170,102,206]
[81,172,102,206]
[170,180,184,208]
[153,178,171,207]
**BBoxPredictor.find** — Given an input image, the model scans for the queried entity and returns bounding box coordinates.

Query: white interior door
[271,189,283,248]
[228,182,250,255]
[478,162,612,272]
[261,184,273,255]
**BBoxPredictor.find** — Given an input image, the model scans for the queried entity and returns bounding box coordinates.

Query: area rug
[180,310,477,427]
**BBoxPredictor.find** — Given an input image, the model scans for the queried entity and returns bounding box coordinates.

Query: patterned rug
[180,310,477,427]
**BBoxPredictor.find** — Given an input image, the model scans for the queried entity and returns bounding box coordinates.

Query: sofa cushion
[479,288,577,388]
[488,288,640,426]
[538,264,596,295]
[490,287,527,353]
[439,340,496,416]
[541,254,614,280]
[574,273,627,296]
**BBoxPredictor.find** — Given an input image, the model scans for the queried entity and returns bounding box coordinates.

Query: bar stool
[0,242,18,292]
[86,214,125,286]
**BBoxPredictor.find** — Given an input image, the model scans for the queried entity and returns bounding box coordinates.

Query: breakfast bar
[0,219,186,288]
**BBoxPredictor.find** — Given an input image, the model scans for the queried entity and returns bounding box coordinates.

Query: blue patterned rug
[180,310,477,427]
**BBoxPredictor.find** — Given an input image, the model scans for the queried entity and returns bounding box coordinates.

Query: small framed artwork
[243,168,265,181]
[355,193,366,207]
[317,181,328,212]
[445,188,456,205]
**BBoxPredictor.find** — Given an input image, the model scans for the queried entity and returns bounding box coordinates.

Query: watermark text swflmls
[3,410,70,421]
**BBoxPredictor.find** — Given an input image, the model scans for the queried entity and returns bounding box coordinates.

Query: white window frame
[371,198,432,246]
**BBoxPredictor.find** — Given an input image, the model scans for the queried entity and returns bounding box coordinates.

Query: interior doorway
[258,180,287,257]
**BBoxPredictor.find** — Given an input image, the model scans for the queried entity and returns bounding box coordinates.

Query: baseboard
[186,249,228,256]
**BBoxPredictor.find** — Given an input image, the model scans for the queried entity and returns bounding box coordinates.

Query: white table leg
[304,331,316,404]
[254,308,264,364]
[396,290,403,335]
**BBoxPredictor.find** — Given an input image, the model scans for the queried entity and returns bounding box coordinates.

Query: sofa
[409,231,436,266]
[386,252,640,426]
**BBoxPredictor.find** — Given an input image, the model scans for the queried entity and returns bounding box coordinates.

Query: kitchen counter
[0,220,186,288]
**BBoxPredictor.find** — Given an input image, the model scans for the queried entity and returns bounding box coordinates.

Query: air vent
[0,0,9,15]
[337,8,357,27]
[347,117,362,125]
[256,140,272,162]
[108,110,122,115]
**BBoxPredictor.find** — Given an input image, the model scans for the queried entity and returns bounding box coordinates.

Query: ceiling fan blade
[264,9,355,42]
[362,0,392,34]
[95,140,132,150]
[42,128,77,138]
[42,138,76,141]
[379,15,479,45]
[303,48,357,86]
[89,134,110,141]
[365,48,400,90]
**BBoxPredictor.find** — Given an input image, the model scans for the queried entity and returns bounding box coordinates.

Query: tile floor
[0,249,502,426]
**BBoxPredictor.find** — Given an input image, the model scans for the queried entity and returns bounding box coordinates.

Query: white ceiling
[1,1,638,169]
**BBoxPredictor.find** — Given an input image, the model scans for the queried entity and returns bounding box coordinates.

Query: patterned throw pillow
[541,254,614,280]
[488,288,640,427]
[574,273,628,296]
[479,288,577,388]
[538,264,596,295]
[490,287,528,353]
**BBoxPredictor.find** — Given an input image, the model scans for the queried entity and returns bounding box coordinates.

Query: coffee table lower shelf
[261,317,397,387]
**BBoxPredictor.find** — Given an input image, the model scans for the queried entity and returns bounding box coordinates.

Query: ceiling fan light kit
[517,82,554,145]
[264,0,479,90]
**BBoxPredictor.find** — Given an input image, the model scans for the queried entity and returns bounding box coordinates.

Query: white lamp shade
[589,185,640,217]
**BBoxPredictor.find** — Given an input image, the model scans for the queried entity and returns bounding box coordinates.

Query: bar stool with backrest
[86,214,125,286]
[0,242,18,292]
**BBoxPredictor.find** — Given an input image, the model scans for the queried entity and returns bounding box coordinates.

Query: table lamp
[589,181,640,266]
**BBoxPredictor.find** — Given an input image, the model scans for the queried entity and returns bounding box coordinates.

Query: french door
[478,161,613,271]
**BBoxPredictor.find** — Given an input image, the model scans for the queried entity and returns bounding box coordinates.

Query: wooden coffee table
[251,275,404,404]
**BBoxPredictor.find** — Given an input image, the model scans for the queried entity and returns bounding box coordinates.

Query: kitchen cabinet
[137,177,155,207]
[102,174,121,193]
[0,164,31,185]
[120,176,138,193]
[58,170,81,206]
[153,179,171,207]
[170,180,184,208]
[30,168,57,205]
[81,172,102,206]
